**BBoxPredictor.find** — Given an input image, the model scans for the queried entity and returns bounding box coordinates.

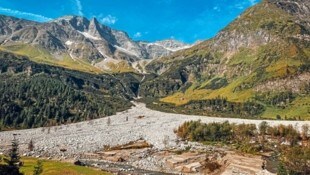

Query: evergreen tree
[5,134,21,167]
[277,162,288,175]
[2,134,23,175]
[33,160,43,175]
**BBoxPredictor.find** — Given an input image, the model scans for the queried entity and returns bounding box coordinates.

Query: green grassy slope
[0,156,110,175]
[0,44,104,74]
[140,1,310,120]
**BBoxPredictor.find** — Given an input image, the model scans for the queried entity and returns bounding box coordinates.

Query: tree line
[148,97,265,118]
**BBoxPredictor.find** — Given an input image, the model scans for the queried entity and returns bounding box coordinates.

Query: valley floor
[0,102,309,174]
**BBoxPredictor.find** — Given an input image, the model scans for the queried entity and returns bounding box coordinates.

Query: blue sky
[0,0,259,43]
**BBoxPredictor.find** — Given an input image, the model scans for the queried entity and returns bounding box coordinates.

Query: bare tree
[163,135,169,149]
[107,117,111,126]
[28,139,34,152]
[302,124,309,140]
[259,121,268,135]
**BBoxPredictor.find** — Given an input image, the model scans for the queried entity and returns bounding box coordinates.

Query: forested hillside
[0,51,141,130]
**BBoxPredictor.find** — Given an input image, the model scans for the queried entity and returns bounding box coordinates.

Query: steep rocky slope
[140,0,310,119]
[0,15,190,73]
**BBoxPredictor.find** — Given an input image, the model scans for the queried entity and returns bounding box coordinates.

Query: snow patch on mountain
[97,49,114,60]
[65,40,73,46]
[78,31,102,40]
[114,45,139,57]
[152,40,192,52]
[147,43,191,52]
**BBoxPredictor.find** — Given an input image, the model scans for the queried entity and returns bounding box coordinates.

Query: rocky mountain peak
[0,15,193,72]
[58,15,90,32]
[205,0,310,54]
[88,17,104,39]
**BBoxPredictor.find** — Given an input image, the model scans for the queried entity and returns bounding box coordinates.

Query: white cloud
[249,0,257,5]
[75,0,83,16]
[0,6,52,22]
[100,15,117,25]
[235,3,245,9]
[213,6,221,12]
[234,0,257,10]
[134,32,142,38]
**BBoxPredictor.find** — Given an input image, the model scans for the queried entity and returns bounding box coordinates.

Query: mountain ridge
[0,14,191,73]
[139,0,310,120]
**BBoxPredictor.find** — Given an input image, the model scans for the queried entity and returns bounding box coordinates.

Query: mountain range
[0,15,191,73]
[0,0,309,130]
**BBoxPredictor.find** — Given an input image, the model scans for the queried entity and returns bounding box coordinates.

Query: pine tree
[33,160,43,175]
[3,134,23,175]
[5,134,21,167]
[277,161,288,175]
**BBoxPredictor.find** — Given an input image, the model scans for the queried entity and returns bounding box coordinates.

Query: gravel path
[0,102,309,157]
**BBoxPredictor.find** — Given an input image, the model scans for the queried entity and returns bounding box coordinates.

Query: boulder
[74,160,86,166]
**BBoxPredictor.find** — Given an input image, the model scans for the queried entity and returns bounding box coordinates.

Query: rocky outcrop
[269,0,310,21]
[254,72,310,93]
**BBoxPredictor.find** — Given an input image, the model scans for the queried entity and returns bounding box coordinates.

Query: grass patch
[161,76,254,105]
[261,96,310,120]
[0,44,103,74]
[160,74,309,120]
[265,59,301,78]
[106,61,136,73]
[20,157,110,175]
[228,48,257,66]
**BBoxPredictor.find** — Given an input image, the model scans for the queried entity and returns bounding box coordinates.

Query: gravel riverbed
[0,102,309,158]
